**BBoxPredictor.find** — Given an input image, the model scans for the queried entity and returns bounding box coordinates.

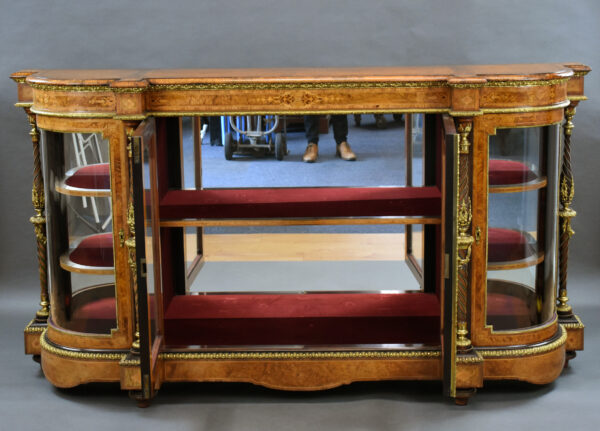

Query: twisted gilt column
[557,105,578,318]
[26,110,50,323]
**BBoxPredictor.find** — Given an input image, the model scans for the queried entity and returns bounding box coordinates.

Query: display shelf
[489,177,547,194]
[488,159,545,193]
[486,227,541,271]
[55,163,111,197]
[159,187,441,220]
[59,232,115,274]
[163,292,441,346]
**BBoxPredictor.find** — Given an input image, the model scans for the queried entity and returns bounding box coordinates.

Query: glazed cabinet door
[442,115,460,398]
[485,124,560,332]
[130,118,165,399]
[40,127,119,340]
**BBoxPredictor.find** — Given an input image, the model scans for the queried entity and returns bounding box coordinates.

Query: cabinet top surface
[12,64,590,87]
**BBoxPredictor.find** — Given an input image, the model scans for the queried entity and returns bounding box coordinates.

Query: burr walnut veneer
[12,64,590,405]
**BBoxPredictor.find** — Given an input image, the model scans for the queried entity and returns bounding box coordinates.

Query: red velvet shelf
[489,159,537,186]
[163,293,441,346]
[65,163,111,189]
[60,233,115,274]
[56,163,111,197]
[67,291,536,345]
[159,187,441,220]
[487,227,536,264]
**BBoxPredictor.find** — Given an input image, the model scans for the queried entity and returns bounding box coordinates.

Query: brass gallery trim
[120,357,141,367]
[151,109,450,117]
[24,320,46,333]
[113,115,147,121]
[561,315,585,330]
[449,78,569,89]
[478,326,567,359]
[117,350,442,366]
[449,110,484,117]
[568,96,588,101]
[29,83,145,93]
[27,78,571,93]
[573,70,590,77]
[40,330,126,361]
[15,102,33,108]
[481,100,570,114]
[456,352,484,364]
[12,77,27,83]
[482,78,569,87]
[149,81,450,91]
[159,350,442,360]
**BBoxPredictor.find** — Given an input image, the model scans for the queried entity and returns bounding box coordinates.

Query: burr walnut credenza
[11,64,590,406]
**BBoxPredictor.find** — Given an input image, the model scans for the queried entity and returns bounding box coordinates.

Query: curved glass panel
[486,125,560,330]
[41,131,116,334]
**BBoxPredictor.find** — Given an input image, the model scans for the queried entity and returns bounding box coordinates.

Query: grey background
[1,0,599,429]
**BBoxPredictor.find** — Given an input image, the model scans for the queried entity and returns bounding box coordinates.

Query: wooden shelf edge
[487,251,544,271]
[160,216,441,228]
[489,176,547,194]
[55,180,111,197]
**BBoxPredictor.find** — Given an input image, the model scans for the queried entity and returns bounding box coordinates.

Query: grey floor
[2,116,599,429]
[189,261,421,293]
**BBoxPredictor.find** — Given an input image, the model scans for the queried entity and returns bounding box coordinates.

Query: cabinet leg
[454,388,476,406]
[564,351,577,368]
[129,390,154,408]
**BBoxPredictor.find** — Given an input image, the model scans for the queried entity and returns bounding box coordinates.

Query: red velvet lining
[487,293,531,317]
[73,293,530,320]
[487,293,534,329]
[159,187,441,219]
[65,163,111,190]
[65,292,536,342]
[69,297,116,333]
[489,159,536,186]
[72,297,117,320]
[166,293,440,319]
[164,293,440,346]
[69,233,114,267]
[488,228,534,263]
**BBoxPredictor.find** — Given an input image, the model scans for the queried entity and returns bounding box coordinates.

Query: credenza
[11,64,590,405]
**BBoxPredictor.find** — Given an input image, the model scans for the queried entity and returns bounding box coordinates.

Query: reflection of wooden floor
[186,233,422,261]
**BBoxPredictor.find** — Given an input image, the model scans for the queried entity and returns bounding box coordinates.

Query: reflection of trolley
[222,115,287,160]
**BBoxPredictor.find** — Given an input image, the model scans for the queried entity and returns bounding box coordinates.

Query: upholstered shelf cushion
[64,163,111,190]
[163,293,441,346]
[68,233,114,269]
[64,291,539,344]
[489,159,537,186]
[159,186,441,220]
[487,227,536,263]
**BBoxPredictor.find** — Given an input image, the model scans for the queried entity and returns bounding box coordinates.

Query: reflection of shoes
[303,143,318,163]
[375,114,387,129]
[336,141,356,161]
